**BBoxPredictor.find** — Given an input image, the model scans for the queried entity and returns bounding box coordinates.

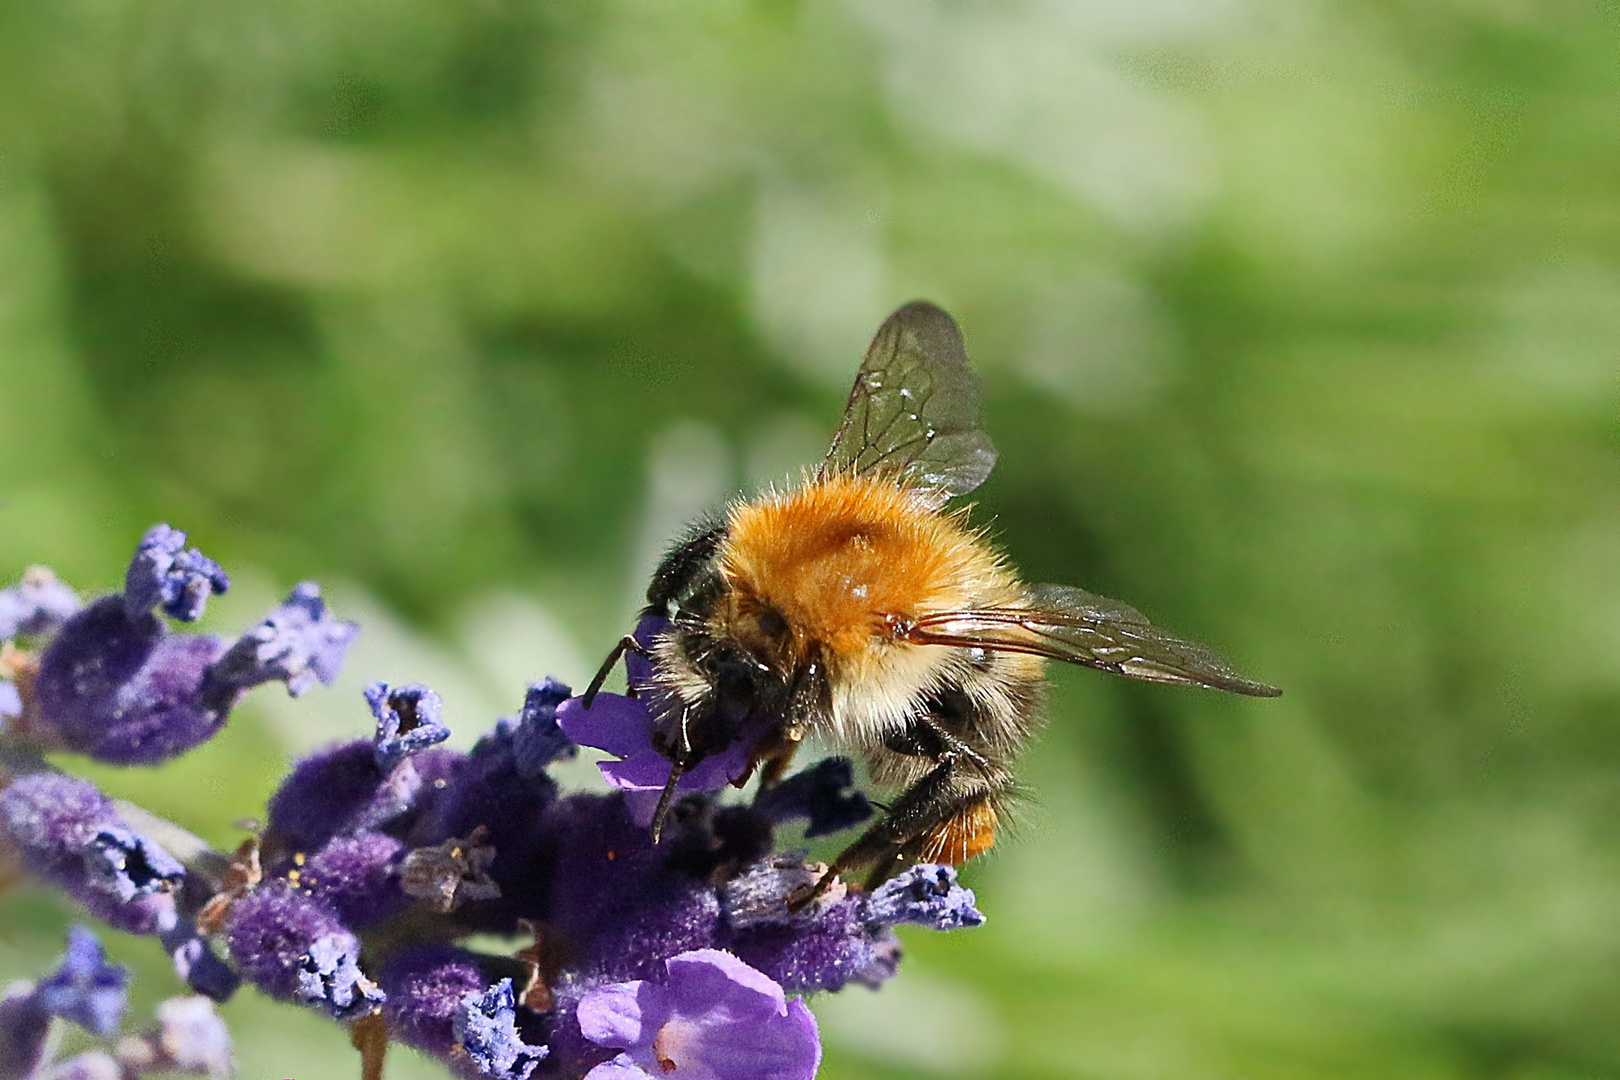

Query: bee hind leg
[790,757,1006,909]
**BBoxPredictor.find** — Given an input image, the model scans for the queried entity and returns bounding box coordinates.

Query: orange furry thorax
[717,474,1017,665]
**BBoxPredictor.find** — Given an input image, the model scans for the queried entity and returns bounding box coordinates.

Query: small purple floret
[0,773,182,934]
[35,928,128,1037]
[0,565,81,638]
[123,525,229,623]
[210,583,358,698]
[557,694,757,827]
[367,682,451,773]
[576,949,820,1080]
[863,864,984,930]
[0,681,20,725]
[454,979,547,1080]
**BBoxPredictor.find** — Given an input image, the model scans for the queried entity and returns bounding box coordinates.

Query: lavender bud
[115,996,234,1078]
[0,981,52,1079]
[265,741,417,855]
[123,526,229,623]
[30,597,234,764]
[162,924,241,1004]
[224,884,383,1020]
[0,774,182,935]
[378,945,487,1059]
[299,831,410,928]
[454,979,547,1080]
[0,565,81,639]
[863,864,984,930]
[511,677,575,778]
[208,583,357,698]
[366,683,451,774]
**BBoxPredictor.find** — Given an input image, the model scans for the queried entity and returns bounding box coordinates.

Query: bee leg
[581,635,650,708]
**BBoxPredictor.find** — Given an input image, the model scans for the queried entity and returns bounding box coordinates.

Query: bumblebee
[586,301,1279,888]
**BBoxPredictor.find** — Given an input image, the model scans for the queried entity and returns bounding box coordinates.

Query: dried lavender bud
[224,884,383,1020]
[400,832,500,913]
[453,979,547,1080]
[208,583,358,698]
[123,526,229,624]
[574,950,819,1080]
[863,864,985,930]
[379,945,488,1059]
[36,928,128,1038]
[299,830,410,928]
[752,757,873,838]
[366,682,450,773]
[0,565,81,639]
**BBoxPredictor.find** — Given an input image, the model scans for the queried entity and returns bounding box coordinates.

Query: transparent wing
[820,301,998,498]
[906,583,1282,697]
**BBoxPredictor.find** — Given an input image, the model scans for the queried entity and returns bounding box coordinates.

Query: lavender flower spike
[209,583,358,698]
[454,979,547,1080]
[123,526,229,623]
[36,928,129,1037]
[367,682,451,773]
[0,565,81,639]
[577,949,820,1080]
[0,773,182,935]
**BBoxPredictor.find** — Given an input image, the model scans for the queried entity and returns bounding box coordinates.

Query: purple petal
[453,979,547,1080]
[584,1059,653,1080]
[556,694,657,759]
[575,981,656,1049]
[664,949,786,1019]
[624,615,670,692]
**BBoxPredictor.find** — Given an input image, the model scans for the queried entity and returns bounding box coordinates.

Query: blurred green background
[3,0,1619,1077]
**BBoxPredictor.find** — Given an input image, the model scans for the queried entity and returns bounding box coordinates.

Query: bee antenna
[648,760,686,843]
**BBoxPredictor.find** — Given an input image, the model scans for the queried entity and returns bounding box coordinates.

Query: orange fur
[719,474,1019,667]
[920,800,998,865]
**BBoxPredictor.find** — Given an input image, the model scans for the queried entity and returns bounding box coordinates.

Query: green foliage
[3,0,1618,1076]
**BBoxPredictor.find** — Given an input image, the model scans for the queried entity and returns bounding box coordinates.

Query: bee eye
[715,667,755,726]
